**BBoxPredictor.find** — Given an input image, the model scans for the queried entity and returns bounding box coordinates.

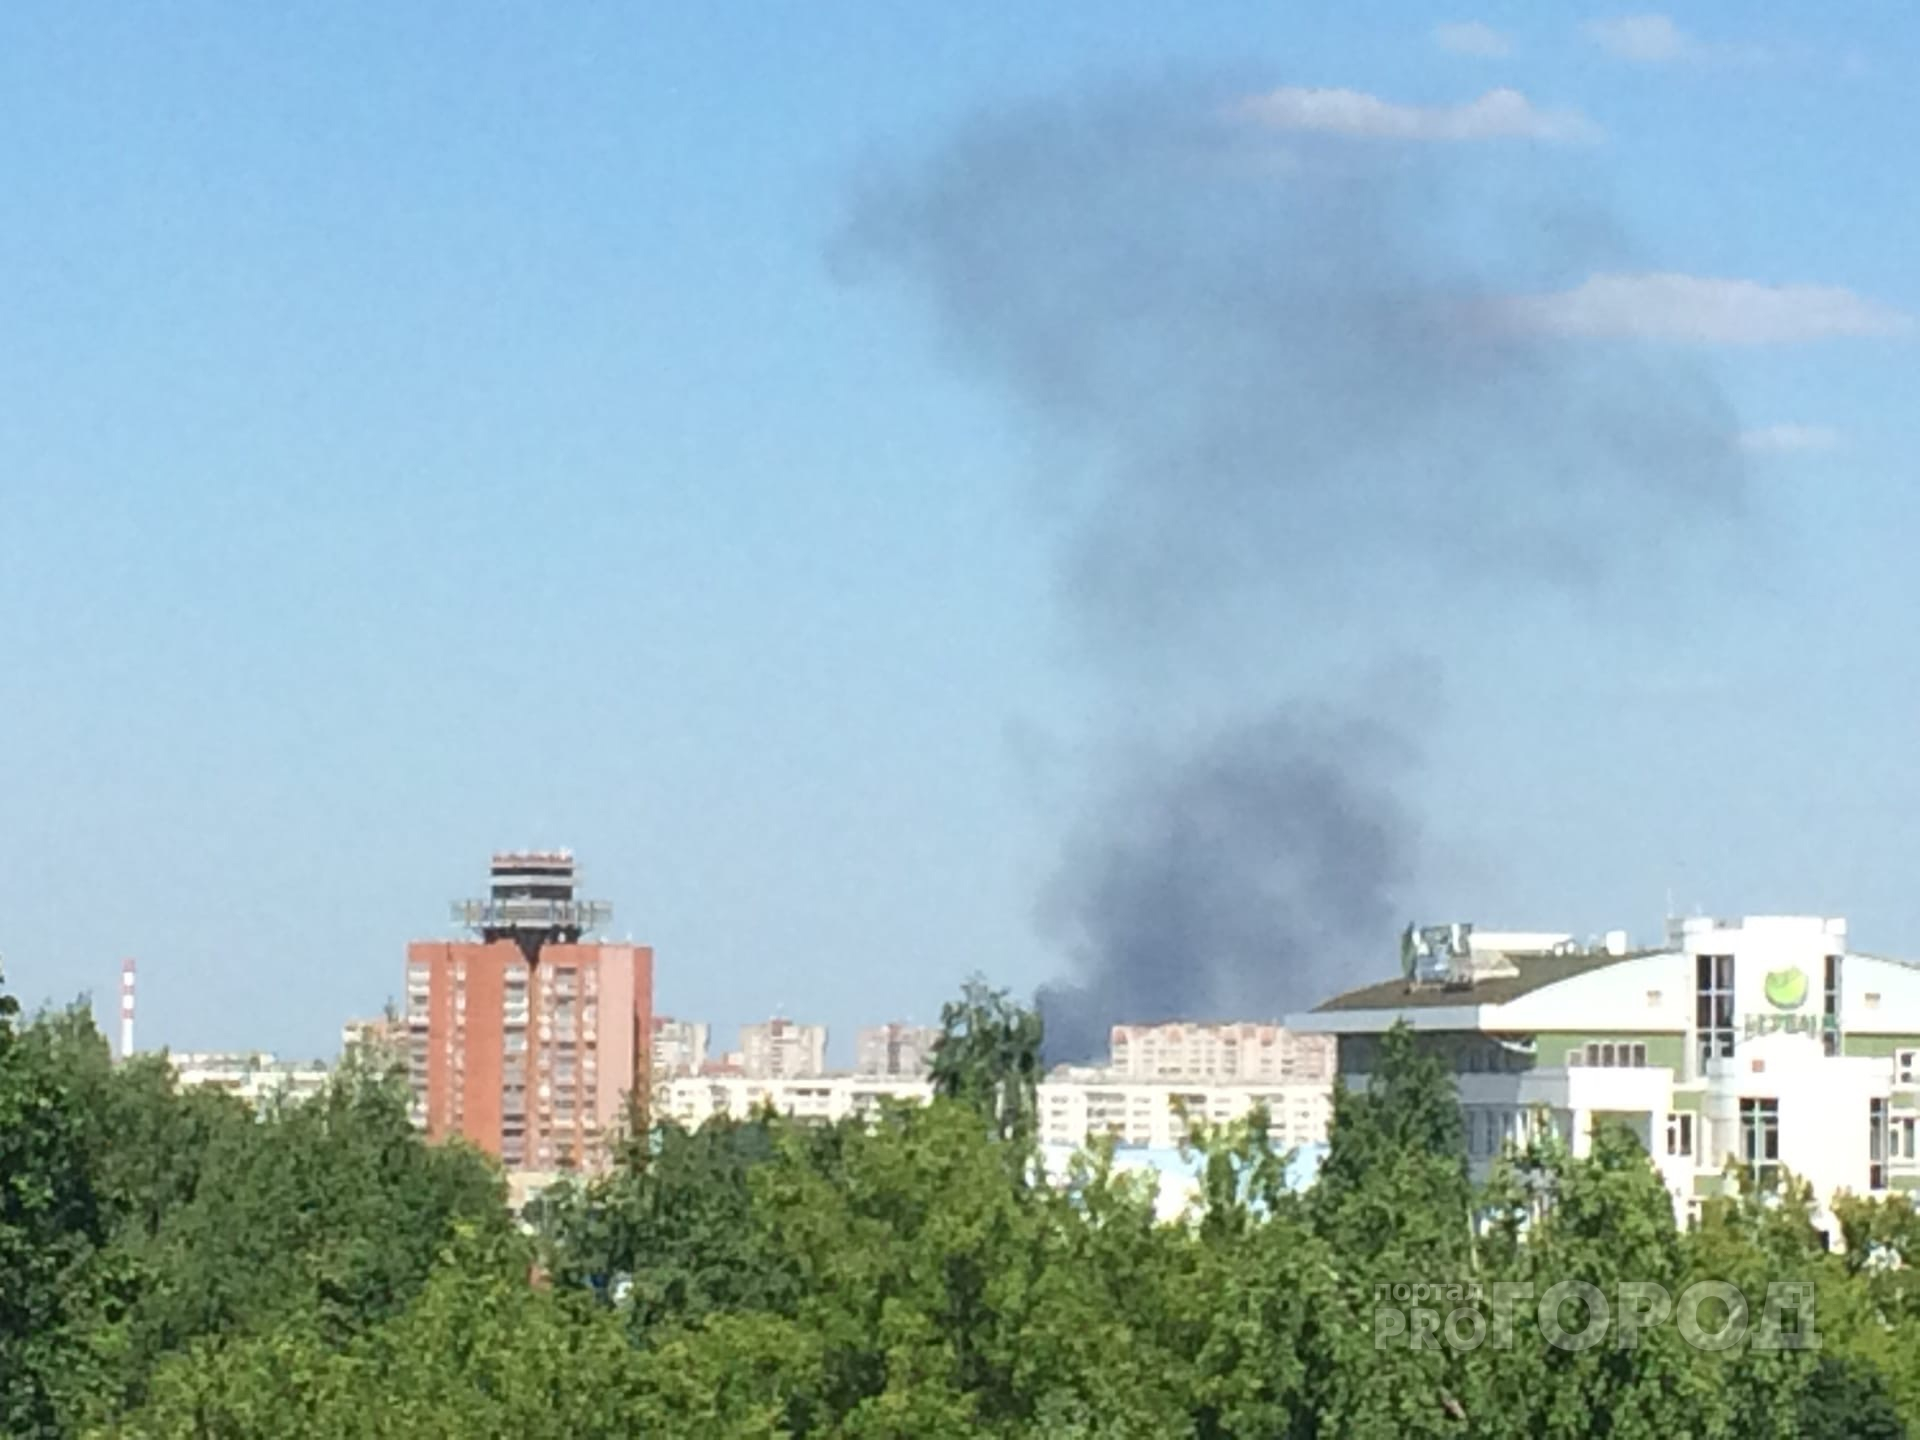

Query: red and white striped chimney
[120,957,136,1060]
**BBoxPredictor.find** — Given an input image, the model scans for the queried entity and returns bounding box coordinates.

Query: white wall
[657,1073,1333,1152]
[1493,953,1691,1033]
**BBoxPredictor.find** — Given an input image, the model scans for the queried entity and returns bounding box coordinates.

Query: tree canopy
[1,966,1915,1437]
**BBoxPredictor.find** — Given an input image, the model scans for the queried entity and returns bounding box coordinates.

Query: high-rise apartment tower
[406,852,652,1174]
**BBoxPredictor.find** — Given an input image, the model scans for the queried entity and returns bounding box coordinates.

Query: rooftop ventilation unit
[1402,922,1474,988]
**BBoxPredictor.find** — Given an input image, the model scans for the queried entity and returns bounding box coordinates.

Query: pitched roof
[1312,950,1649,1013]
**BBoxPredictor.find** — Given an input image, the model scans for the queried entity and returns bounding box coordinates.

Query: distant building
[1037,1076,1331,1152]
[170,1051,330,1110]
[340,1012,404,1071]
[1107,1022,1334,1084]
[655,1069,1331,1153]
[856,1022,940,1078]
[659,1072,931,1128]
[651,1017,711,1077]
[406,851,653,1175]
[739,1018,827,1078]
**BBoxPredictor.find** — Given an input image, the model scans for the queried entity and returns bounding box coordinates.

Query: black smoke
[840,79,1743,1060]
[1032,708,1413,1065]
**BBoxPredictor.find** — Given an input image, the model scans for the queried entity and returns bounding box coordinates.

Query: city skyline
[3,4,1917,1060]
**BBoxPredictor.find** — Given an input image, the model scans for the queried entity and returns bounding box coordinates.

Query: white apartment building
[856,1022,941,1078]
[739,1018,828,1078]
[658,1072,932,1127]
[1291,915,1920,1233]
[1107,1022,1335,1084]
[1038,1076,1332,1152]
[651,1016,711,1077]
[169,1051,331,1110]
[657,1070,1332,1152]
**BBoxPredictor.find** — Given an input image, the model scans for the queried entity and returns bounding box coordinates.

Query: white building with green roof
[1289,915,1920,1231]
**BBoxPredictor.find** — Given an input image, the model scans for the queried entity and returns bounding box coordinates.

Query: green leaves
[7,973,1920,1437]
[929,976,1043,1146]
[0,983,506,1435]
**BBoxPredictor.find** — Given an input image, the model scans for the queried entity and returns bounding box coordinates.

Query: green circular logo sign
[1764,968,1809,1010]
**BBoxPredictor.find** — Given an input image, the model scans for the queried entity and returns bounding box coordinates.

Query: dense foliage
[4,966,1920,1436]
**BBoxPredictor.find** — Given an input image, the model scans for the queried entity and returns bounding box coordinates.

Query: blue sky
[1,4,1914,1062]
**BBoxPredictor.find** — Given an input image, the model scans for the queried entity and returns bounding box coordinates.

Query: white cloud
[1739,424,1842,454]
[1582,14,1767,66]
[1434,21,1514,58]
[1237,86,1597,144]
[1499,273,1913,345]
[1584,14,1692,62]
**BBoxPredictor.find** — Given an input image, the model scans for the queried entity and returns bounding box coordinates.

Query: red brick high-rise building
[406,852,652,1174]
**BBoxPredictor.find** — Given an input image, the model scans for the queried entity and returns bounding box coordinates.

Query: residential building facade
[658,1072,931,1128]
[856,1022,940,1078]
[651,1016,711,1077]
[657,1070,1332,1153]
[1037,1075,1332,1151]
[170,1051,330,1109]
[1107,1021,1335,1084]
[739,1018,827,1078]
[406,852,652,1174]
[340,1012,404,1071]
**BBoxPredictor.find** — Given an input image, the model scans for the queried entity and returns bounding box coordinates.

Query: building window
[1871,1098,1889,1191]
[1573,1041,1650,1069]
[1824,955,1842,1057]
[1665,1112,1694,1158]
[1897,1050,1918,1085]
[1740,1098,1779,1189]
[1697,955,1735,1068]
[1895,1118,1918,1164]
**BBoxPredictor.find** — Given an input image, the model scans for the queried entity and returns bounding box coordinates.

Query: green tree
[1795,1356,1907,1440]
[541,1113,797,1338]
[126,1229,662,1440]
[0,1000,122,1435]
[14,968,1920,1437]
[1300,1024,1480,1436]
[82,1049,508,1419]
[1477,1123,1718,1439]
[1687,1176,1905,1440]
[929,977,1042,1145]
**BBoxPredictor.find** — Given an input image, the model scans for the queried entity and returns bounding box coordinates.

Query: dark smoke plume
[1032,708,1413,1066]
[841,79,1743,1060]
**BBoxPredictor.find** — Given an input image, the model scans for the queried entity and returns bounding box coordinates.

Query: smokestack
[120,957,136,1060]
